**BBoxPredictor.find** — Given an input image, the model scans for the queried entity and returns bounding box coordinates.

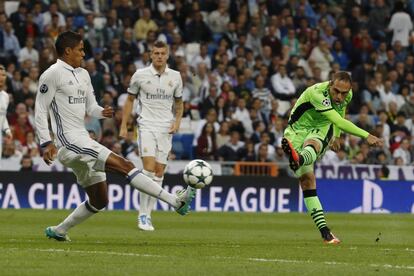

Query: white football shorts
[57,138,112,187]
[138,130,172,164]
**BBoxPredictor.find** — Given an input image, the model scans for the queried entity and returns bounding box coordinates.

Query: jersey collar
[57,59,75,71]
[150,63,169,76]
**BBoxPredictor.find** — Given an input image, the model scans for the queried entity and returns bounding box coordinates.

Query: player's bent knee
[299,173,316,190]
[304,139,322,154]
[87,198,107,211]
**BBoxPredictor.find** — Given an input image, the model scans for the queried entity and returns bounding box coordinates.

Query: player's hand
[43,143,58,165]
[169,121,180,134]
[119,125,127,139]
[102,105,114,118]
[366,134,384,147]
[330,138,341,152]
[4,131,12,142]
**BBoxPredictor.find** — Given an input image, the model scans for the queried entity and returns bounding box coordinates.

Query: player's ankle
[299,155,304,166]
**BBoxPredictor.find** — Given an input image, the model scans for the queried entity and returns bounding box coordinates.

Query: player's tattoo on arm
[174,97,183,122]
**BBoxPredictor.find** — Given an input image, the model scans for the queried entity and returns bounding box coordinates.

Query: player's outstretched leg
[282,138,319,172]
[126,168,196,215]
[105,153,196,215]
[303,189,340,244]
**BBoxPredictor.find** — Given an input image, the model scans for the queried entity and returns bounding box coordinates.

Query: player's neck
[60,57,77,69]
[153,64,166,74]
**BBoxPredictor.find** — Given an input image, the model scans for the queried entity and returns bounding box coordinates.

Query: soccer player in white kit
[120,41,183,231]
[35,31,195,241]
[0,65,13,158]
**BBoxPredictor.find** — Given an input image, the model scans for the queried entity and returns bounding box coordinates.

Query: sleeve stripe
[316,108,334,113]
[127,92,137,97]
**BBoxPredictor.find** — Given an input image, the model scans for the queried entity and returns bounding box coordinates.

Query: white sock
[127,168,178,208]
[55,201,98,234]
[139,170,155,216]
[147,175,163,217]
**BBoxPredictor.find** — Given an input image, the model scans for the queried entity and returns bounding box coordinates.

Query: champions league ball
[183,159,213,189]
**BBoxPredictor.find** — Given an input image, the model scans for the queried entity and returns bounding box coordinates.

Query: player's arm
[169,74,184,134]
[85,74,106,118]
[120,94,135,138]
[2,93,12,140]
[321,110,383,146]
[120,74,140,138]
[34,73,57,165]
[170,97,183,134]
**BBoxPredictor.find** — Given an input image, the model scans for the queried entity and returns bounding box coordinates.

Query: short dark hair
[153,40,168,49]
[55,31,82,57]
[332,71,352,84]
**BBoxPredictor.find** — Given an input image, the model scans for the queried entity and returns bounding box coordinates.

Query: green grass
[0,210,413,275]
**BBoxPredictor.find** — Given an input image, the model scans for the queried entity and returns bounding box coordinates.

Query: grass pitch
[1,210,413,275]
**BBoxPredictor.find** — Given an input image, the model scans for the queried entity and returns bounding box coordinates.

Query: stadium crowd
[1,0,414,170]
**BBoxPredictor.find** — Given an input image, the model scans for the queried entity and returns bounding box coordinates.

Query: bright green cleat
[45,226,71,242]
[175,186,196,216]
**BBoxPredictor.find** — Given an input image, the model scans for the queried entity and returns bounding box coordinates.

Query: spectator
[387,1,413,47]
[252,75,274,119]
[184,10,211,43]
[308,39,333,80]
[208,1,230,34]
[134,8,158,41]
[42,2,66,28]
[399,93,414,118]
[362,78,383,115]
[78,0,100,15]
[196,122,217,161]
[217,131,245,161]
[20,154,33,171]
[256,144,272,162]
[216,121,231,149]
[232,98,253,138]
[3,21,21,61]
[393,138,411,165]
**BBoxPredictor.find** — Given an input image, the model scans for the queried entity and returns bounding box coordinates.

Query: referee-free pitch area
[1,210,413,275]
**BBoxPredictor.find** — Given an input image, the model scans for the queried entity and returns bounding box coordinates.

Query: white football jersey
[128,64,183,133]
[35,59,104,148]
[0,90,11,149]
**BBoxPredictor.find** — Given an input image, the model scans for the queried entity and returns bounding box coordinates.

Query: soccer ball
[183,159,213,189]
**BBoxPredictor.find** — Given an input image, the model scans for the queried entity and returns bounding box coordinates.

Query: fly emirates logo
[146,88,173,100]
[68,89,86,104]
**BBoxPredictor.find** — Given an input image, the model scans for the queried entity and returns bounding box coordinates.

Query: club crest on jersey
[168,80,173,87]
[40,84,48,94]
[322,98,331,107]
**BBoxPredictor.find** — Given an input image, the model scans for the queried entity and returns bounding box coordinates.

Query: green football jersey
[288,81,352,130]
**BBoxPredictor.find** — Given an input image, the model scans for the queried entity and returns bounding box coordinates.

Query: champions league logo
[322,98,331,107]
[40,84,48,94]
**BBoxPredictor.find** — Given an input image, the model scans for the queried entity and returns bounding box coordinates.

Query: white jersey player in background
[35,31,195,241]
[120,41,184,231]
[0,65,13,159]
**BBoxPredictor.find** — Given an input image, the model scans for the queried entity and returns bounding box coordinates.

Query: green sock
[303,189,328,231]
[299,145,317,166]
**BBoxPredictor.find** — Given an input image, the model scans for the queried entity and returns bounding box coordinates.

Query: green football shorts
[284,124,333,177]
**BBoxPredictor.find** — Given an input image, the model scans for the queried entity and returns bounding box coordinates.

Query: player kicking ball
[35,31,196,242]
[282,72,383,244]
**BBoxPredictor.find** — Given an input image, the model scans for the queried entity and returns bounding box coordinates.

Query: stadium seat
[73,16,86,28]
[172,134,194,160]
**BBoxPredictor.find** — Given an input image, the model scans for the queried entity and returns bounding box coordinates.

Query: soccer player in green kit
[282,71,383,244]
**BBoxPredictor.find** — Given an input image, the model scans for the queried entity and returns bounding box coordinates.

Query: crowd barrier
[0,172,412,213]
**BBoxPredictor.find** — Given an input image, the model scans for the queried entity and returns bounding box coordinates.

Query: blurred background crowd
[2,0,414,170]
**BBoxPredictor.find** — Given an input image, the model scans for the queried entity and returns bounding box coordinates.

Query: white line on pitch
[2,247,414,271]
